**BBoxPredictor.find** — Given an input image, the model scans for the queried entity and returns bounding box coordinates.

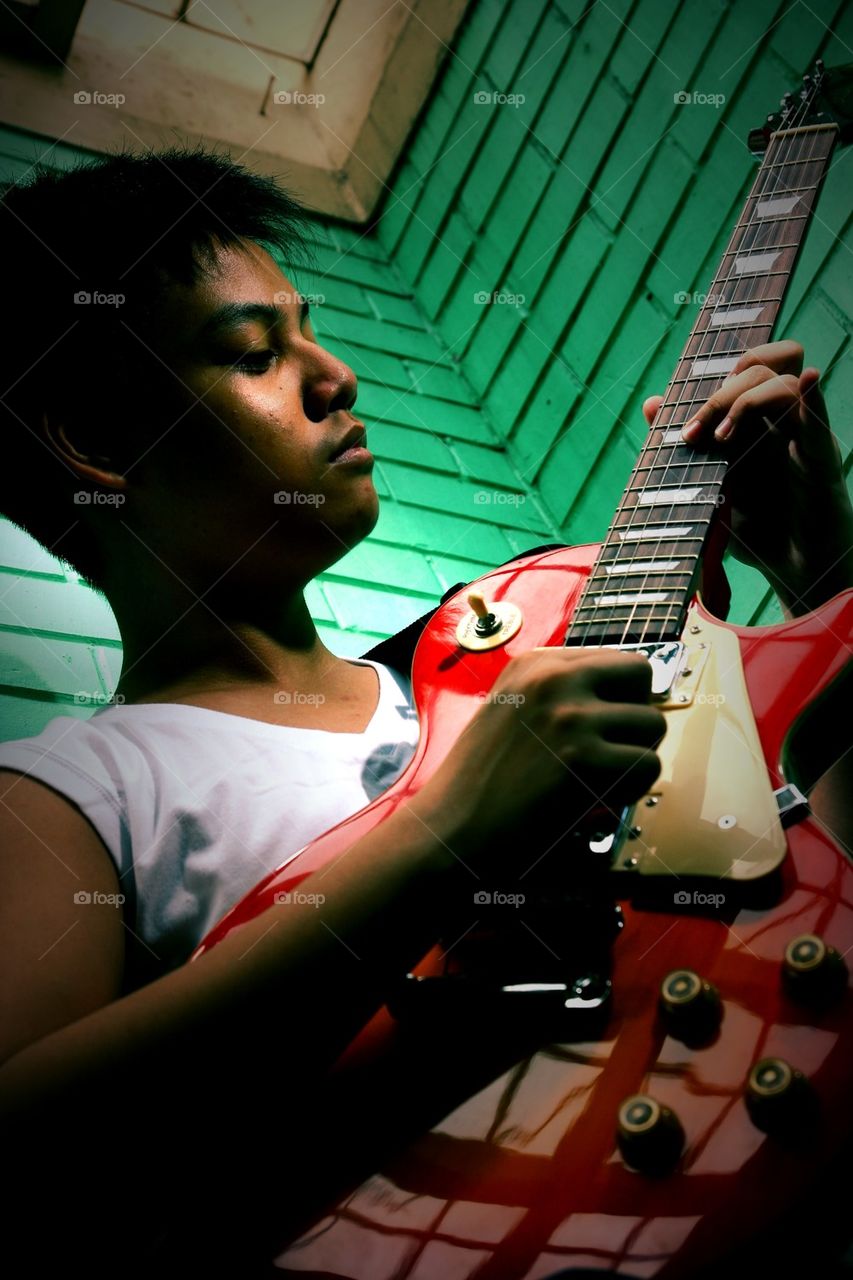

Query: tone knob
[659,969,722,1041]
[616,1095,684,1174]
[745,1057,816,1134]
[782,934,848,1007]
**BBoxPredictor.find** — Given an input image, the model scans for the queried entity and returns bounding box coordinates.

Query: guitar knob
[782,934,848,1007]
[745,1058,817,1134]
[616,1095,684,1173]
[659,969,721,1041]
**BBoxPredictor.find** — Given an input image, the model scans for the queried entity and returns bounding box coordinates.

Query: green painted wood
[377,0,853,632]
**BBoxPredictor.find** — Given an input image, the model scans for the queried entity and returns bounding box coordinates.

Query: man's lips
[328,423,370,462]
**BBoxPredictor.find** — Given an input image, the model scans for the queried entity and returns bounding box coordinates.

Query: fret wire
[570,119,835,649]
[714,237,810,256]
[627,465,722,476]
[622,480,723,491]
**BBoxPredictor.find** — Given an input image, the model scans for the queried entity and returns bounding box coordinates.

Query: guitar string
[565,79,825,650]
[627,101,826,648]
[568,87,820,649]
[624,109,819,645]
[566,124,796,647]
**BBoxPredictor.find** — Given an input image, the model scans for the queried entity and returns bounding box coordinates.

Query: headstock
[748,59,853,154]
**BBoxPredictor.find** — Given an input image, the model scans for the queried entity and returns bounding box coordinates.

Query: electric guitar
[192,63,853,1279]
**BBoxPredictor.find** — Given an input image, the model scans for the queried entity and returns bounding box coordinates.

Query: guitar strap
[359,543,568,675]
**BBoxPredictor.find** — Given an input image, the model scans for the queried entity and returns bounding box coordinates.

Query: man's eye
[233,350,276,374]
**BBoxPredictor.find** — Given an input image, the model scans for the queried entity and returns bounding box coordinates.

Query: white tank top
[0,659,419,981]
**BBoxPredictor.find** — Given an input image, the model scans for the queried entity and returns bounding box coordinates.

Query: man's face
[125,238,377,592]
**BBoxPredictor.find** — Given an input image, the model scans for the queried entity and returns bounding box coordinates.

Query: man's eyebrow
[199,298,310,340]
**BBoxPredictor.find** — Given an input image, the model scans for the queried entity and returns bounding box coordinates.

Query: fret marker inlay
[637,487,705,506]
[709,305,764,326]
[733,250,780,274]
[691,355,740,377]
[618,525,693,542]
[604,560,680,574]
[755,194,801,217]
[599,592,671,606]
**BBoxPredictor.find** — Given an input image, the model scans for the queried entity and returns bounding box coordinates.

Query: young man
[0,148,850,1274]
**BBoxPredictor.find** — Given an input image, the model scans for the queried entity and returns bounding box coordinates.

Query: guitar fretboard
[566,122,838,647]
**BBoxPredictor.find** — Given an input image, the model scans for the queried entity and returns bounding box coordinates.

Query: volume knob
[782,934,848,1007]
[659,969,722,1042]
[745,1057,816,1134]
[616,1095,684,1174]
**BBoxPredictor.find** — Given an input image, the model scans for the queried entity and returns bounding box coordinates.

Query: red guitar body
[196,545,853,1278]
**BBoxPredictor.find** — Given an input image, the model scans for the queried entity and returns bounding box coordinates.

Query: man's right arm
[0,648,665,1271]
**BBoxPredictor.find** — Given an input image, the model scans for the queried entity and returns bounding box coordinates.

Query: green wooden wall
[377,0,853,624]
[2,0,852,741]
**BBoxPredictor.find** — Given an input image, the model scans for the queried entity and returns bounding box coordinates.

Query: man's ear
[40,410,128,494]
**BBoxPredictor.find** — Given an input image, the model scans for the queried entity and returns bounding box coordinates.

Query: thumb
[795,369,842,478]
[642,394,665,427]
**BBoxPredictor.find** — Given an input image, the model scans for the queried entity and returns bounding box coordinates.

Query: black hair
[0,144,318,591]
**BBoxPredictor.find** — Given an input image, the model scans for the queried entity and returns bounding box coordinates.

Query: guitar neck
[567,121,839,648]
